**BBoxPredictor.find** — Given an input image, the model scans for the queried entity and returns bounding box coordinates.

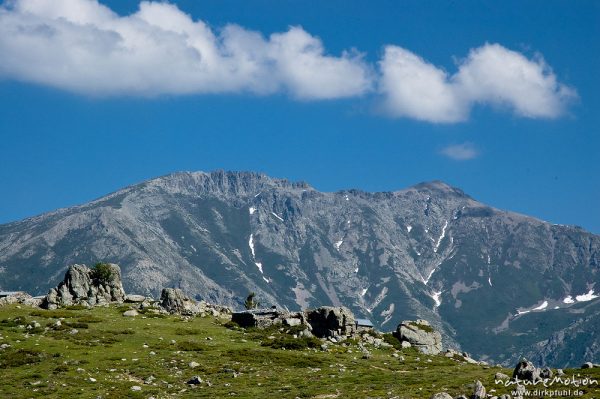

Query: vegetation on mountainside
[243,292,259,310]
[0,304,598,399]
[90,262,114,284]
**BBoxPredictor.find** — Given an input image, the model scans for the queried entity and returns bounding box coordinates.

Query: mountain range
[0,170,598,367]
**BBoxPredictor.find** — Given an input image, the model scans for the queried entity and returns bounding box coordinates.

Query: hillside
[1,303,599,399]
[0,170,599,367]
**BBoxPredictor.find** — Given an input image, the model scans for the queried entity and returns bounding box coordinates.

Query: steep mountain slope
[0,171,598,366]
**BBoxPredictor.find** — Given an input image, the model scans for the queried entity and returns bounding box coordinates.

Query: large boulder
[42,263,125,309]
[0,291,42,307]
[160,288,231,317]
[512,359,541,382]
[232,308,304,328]
[394,319,442,355]
[305,306,356,338]
[160,288,201,315]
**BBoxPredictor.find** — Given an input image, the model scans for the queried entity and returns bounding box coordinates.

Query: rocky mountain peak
[408,180,470,199]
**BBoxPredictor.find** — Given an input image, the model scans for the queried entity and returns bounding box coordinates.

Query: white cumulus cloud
[0,0,372,98]
[440,142,479,161]
[379,43,576,123]
[0,0,577,122]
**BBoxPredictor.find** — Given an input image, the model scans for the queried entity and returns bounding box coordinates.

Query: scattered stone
[27,321,41,329]
[189,361,200,368]
[401,341,412,349]
[494,372,510,381]
[430,393,453,399]
[445,349,458,358]
[556,369,564,376]
[89,377,96,382]
[540,367,553,379]
[69,329,79,335]
[581,362,593,369]
[471,380,486,399]
[131,385,142,391]
[123,309,139,317]
[512,359,541,382]
[187,376,203,385]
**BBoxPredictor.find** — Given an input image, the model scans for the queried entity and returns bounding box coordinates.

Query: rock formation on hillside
[42,263,125,309]
[394,319,443,355]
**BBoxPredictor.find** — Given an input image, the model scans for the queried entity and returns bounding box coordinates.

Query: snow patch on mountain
[255,262,263,274]
[576,290,598,302]
[432,291,442,307]
[271,212,284,222]
[334,240,343,251]
[248,234,256,258]
[434,220,448,253]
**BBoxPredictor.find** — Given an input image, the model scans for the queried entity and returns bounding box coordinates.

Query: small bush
[223,320,240,330]
[244,292,259,310]
[0,349,46,368]
[177,340,206,351]
[53,364,69,374]
[65,305,88,310]
[66,322,89,329]
[284,325,306,335]
[30,309,76,319]
[91,262,114,284]
[0,317,27,328]
[382,333,403,350]
[262,335,321,351]
[175,328,203,335]
[409,321,434,333]
[77,315,103,323]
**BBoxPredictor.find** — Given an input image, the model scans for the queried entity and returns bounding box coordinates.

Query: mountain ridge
[0,170,598,367]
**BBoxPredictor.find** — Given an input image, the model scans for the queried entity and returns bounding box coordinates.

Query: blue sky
[0,0,598,233]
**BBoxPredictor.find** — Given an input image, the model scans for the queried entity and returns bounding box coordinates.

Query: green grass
[408,321,434,333]
[0,304,598,398]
